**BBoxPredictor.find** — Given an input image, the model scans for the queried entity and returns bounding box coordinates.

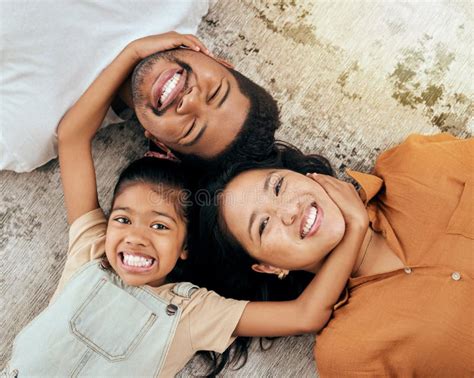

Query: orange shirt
[314,134,474,376]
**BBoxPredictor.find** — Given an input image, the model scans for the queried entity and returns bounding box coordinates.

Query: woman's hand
[307,173,368,230]
[126,31,212,60]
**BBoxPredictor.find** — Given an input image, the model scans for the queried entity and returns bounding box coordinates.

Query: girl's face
[105,183,188,287]
[221,169,346,273]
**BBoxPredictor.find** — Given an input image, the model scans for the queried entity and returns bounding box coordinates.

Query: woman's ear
[251,263,288,277]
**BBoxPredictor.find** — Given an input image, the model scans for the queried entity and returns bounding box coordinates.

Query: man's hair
[176,67,280,171]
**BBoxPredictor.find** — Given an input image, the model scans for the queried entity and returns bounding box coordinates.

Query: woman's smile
[300,203,323,239]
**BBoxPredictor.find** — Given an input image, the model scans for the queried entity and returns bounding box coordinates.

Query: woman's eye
[152,223,168,230]
[114,217,130,224]
[275,177,284,196]
[259,217,269,237]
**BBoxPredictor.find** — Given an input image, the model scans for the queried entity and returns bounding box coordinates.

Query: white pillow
[0,0,209,172]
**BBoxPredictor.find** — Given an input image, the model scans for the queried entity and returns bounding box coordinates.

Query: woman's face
[221,169,346,272]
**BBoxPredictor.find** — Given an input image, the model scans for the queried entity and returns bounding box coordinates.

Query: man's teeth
[123,253,154,268]
[160,72,181,104]
[302,206,318,238]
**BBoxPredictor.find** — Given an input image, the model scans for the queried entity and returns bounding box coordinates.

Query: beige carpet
[1,1,472,376]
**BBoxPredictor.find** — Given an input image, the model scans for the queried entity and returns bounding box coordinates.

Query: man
[126,48,279,169]
[1,1,278,172]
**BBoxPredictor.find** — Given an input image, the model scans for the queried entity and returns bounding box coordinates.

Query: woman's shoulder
[374,133,472,177]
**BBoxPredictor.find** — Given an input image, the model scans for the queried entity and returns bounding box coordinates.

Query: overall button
[166,304,178,316]
[451,272,461,281]
[404,267,412,274]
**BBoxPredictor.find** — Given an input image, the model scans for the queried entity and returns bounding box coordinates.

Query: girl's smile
[118,251,157,273]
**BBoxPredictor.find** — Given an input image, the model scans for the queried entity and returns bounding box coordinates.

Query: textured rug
[1,1,472,376]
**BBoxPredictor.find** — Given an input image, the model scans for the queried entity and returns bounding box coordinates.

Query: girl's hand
[307,173,368,229]
[127,31,212,60]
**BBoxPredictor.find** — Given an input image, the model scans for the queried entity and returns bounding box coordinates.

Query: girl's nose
[124,231,149,247]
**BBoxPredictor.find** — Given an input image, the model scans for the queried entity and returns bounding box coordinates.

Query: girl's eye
[114,217,130,224]
[259,217,269,237]
[152,223,169,230]
[274,177,284,196]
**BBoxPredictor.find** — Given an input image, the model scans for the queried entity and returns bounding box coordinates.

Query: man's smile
[152,67,187,110]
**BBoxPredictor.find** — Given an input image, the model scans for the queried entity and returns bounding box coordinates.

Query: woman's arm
[234,174,369,337]
[58,32,209,224]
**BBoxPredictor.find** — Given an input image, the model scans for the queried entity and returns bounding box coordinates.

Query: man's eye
[208,83,221,102]
[275,177,284,196]
[152,223,169,230]
[114,217,130,224]
[259,217,269,237]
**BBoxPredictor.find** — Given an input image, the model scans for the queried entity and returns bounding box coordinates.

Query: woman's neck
[302,227,403,277]
[351,228,404,277]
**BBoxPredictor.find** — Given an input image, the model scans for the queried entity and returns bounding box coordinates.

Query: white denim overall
[3,260,198,377]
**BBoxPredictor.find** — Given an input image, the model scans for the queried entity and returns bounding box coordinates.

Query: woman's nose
[277,203,298,226]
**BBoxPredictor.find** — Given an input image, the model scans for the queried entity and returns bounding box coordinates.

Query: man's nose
[177,86,202,115]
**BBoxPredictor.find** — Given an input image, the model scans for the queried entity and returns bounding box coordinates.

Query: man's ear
[251,263,287,276]
[144,131,179,162]
[144,131,168,152]
[214,56,234,69]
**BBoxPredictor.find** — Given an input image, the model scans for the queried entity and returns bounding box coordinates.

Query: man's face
[132,49,250,159]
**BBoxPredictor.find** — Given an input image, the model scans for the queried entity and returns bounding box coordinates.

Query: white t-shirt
[0,0,209,172]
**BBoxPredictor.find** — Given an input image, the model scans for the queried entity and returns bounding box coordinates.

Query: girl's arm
[57,32,209,224]
[234,174,369,337]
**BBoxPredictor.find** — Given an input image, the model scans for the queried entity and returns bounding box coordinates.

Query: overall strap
[171,282,199,298]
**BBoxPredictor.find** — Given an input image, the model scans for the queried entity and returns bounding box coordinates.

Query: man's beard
[131,49,180,104]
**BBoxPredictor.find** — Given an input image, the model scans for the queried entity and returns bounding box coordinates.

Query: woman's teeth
[122,253,154,268]
[160,72,181,105]
[301,206,318,238]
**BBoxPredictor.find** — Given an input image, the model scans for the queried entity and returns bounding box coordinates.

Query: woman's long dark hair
[189,141,334,374]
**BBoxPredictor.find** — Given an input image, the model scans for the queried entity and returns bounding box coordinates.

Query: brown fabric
[315,134,474,376]
[51,209,248,377]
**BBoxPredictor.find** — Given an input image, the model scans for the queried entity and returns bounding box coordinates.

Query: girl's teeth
[123,253,153,268]
[160,73,181,104]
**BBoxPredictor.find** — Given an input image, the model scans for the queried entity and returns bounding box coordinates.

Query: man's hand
[126,31,212,60]
[307,173,368,230]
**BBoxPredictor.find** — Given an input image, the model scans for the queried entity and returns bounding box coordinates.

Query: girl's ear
[179,244,188,260]
[251,263,288,277]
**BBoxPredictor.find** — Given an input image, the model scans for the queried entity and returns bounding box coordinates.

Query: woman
[193,134,473,376]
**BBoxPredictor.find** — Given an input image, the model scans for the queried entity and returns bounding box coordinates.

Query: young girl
[3,33,369,377]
